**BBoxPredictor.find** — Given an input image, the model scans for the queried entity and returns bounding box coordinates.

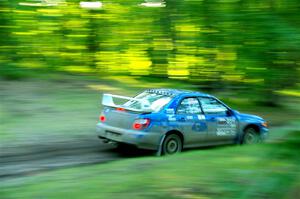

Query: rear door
[198,97,238,143]
[173,97,207,146]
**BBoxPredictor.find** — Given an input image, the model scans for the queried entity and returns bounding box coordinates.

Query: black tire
[162,134,182,155]
[242,127,260,144]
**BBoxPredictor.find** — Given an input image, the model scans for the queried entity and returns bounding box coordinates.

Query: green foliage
[0,64,45,80]
[0,64,25,80]
[0,0,299,104]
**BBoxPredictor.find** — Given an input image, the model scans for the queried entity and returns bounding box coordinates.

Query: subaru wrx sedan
[96,89,268,155]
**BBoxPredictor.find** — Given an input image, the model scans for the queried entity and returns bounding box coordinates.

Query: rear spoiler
[102,93,153,112]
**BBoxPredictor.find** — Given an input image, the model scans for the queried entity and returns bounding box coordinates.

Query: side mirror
[226,109,233,116]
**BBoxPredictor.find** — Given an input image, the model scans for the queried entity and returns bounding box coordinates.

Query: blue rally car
[96,89,268,155]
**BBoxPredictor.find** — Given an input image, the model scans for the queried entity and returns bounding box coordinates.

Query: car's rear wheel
[242,127,260,144]
[162,134,182,155]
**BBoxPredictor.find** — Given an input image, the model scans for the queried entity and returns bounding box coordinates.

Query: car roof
[145,88,212,98]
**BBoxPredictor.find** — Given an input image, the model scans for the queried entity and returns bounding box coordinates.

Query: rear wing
[102,93,153,112]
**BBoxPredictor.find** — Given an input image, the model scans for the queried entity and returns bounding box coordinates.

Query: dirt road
[0,138,154,179]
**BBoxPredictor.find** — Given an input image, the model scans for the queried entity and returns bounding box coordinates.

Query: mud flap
[156,134,166,156]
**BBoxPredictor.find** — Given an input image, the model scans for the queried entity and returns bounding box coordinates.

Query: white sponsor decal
[186,115,193,120]
[197,115,205,120]
[167,115,176,121]
[216,117,237,136]
[166,108,175,114]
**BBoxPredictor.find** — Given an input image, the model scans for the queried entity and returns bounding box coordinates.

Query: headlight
[262,122,268,128]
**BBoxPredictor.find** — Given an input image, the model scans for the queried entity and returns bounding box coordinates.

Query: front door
[198,97,238,143]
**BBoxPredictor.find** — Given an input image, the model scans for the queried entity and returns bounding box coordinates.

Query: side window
[177,98,202,114]
[199,97,228,115]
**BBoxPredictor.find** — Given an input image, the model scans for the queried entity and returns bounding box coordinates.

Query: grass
[0,74,193,146]
[1,129,299,199]
[0,78,99,145]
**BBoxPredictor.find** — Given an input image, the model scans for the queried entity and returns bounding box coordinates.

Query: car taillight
[99,115,106,122]
[132,118,150,130]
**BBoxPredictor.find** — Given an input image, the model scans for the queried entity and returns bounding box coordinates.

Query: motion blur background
[0,0,300,199]
[1,0,300,104]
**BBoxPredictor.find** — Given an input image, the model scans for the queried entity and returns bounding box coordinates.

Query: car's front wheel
[162,134,182,155]
[242,127,261,144]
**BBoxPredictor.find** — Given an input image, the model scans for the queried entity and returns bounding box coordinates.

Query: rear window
[123,92,172,112]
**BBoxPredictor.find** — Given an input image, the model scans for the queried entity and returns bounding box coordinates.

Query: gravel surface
[0,138,154,179]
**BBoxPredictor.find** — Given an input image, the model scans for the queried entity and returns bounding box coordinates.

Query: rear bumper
[96,122,161,150]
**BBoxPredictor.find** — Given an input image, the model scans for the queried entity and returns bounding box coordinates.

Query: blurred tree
[85,9,105,70]
[146,0,175,78]
[0,1,14,62]
[1,0,299,105]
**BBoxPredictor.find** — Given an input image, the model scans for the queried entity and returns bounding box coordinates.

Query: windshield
[123,92,172,112]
